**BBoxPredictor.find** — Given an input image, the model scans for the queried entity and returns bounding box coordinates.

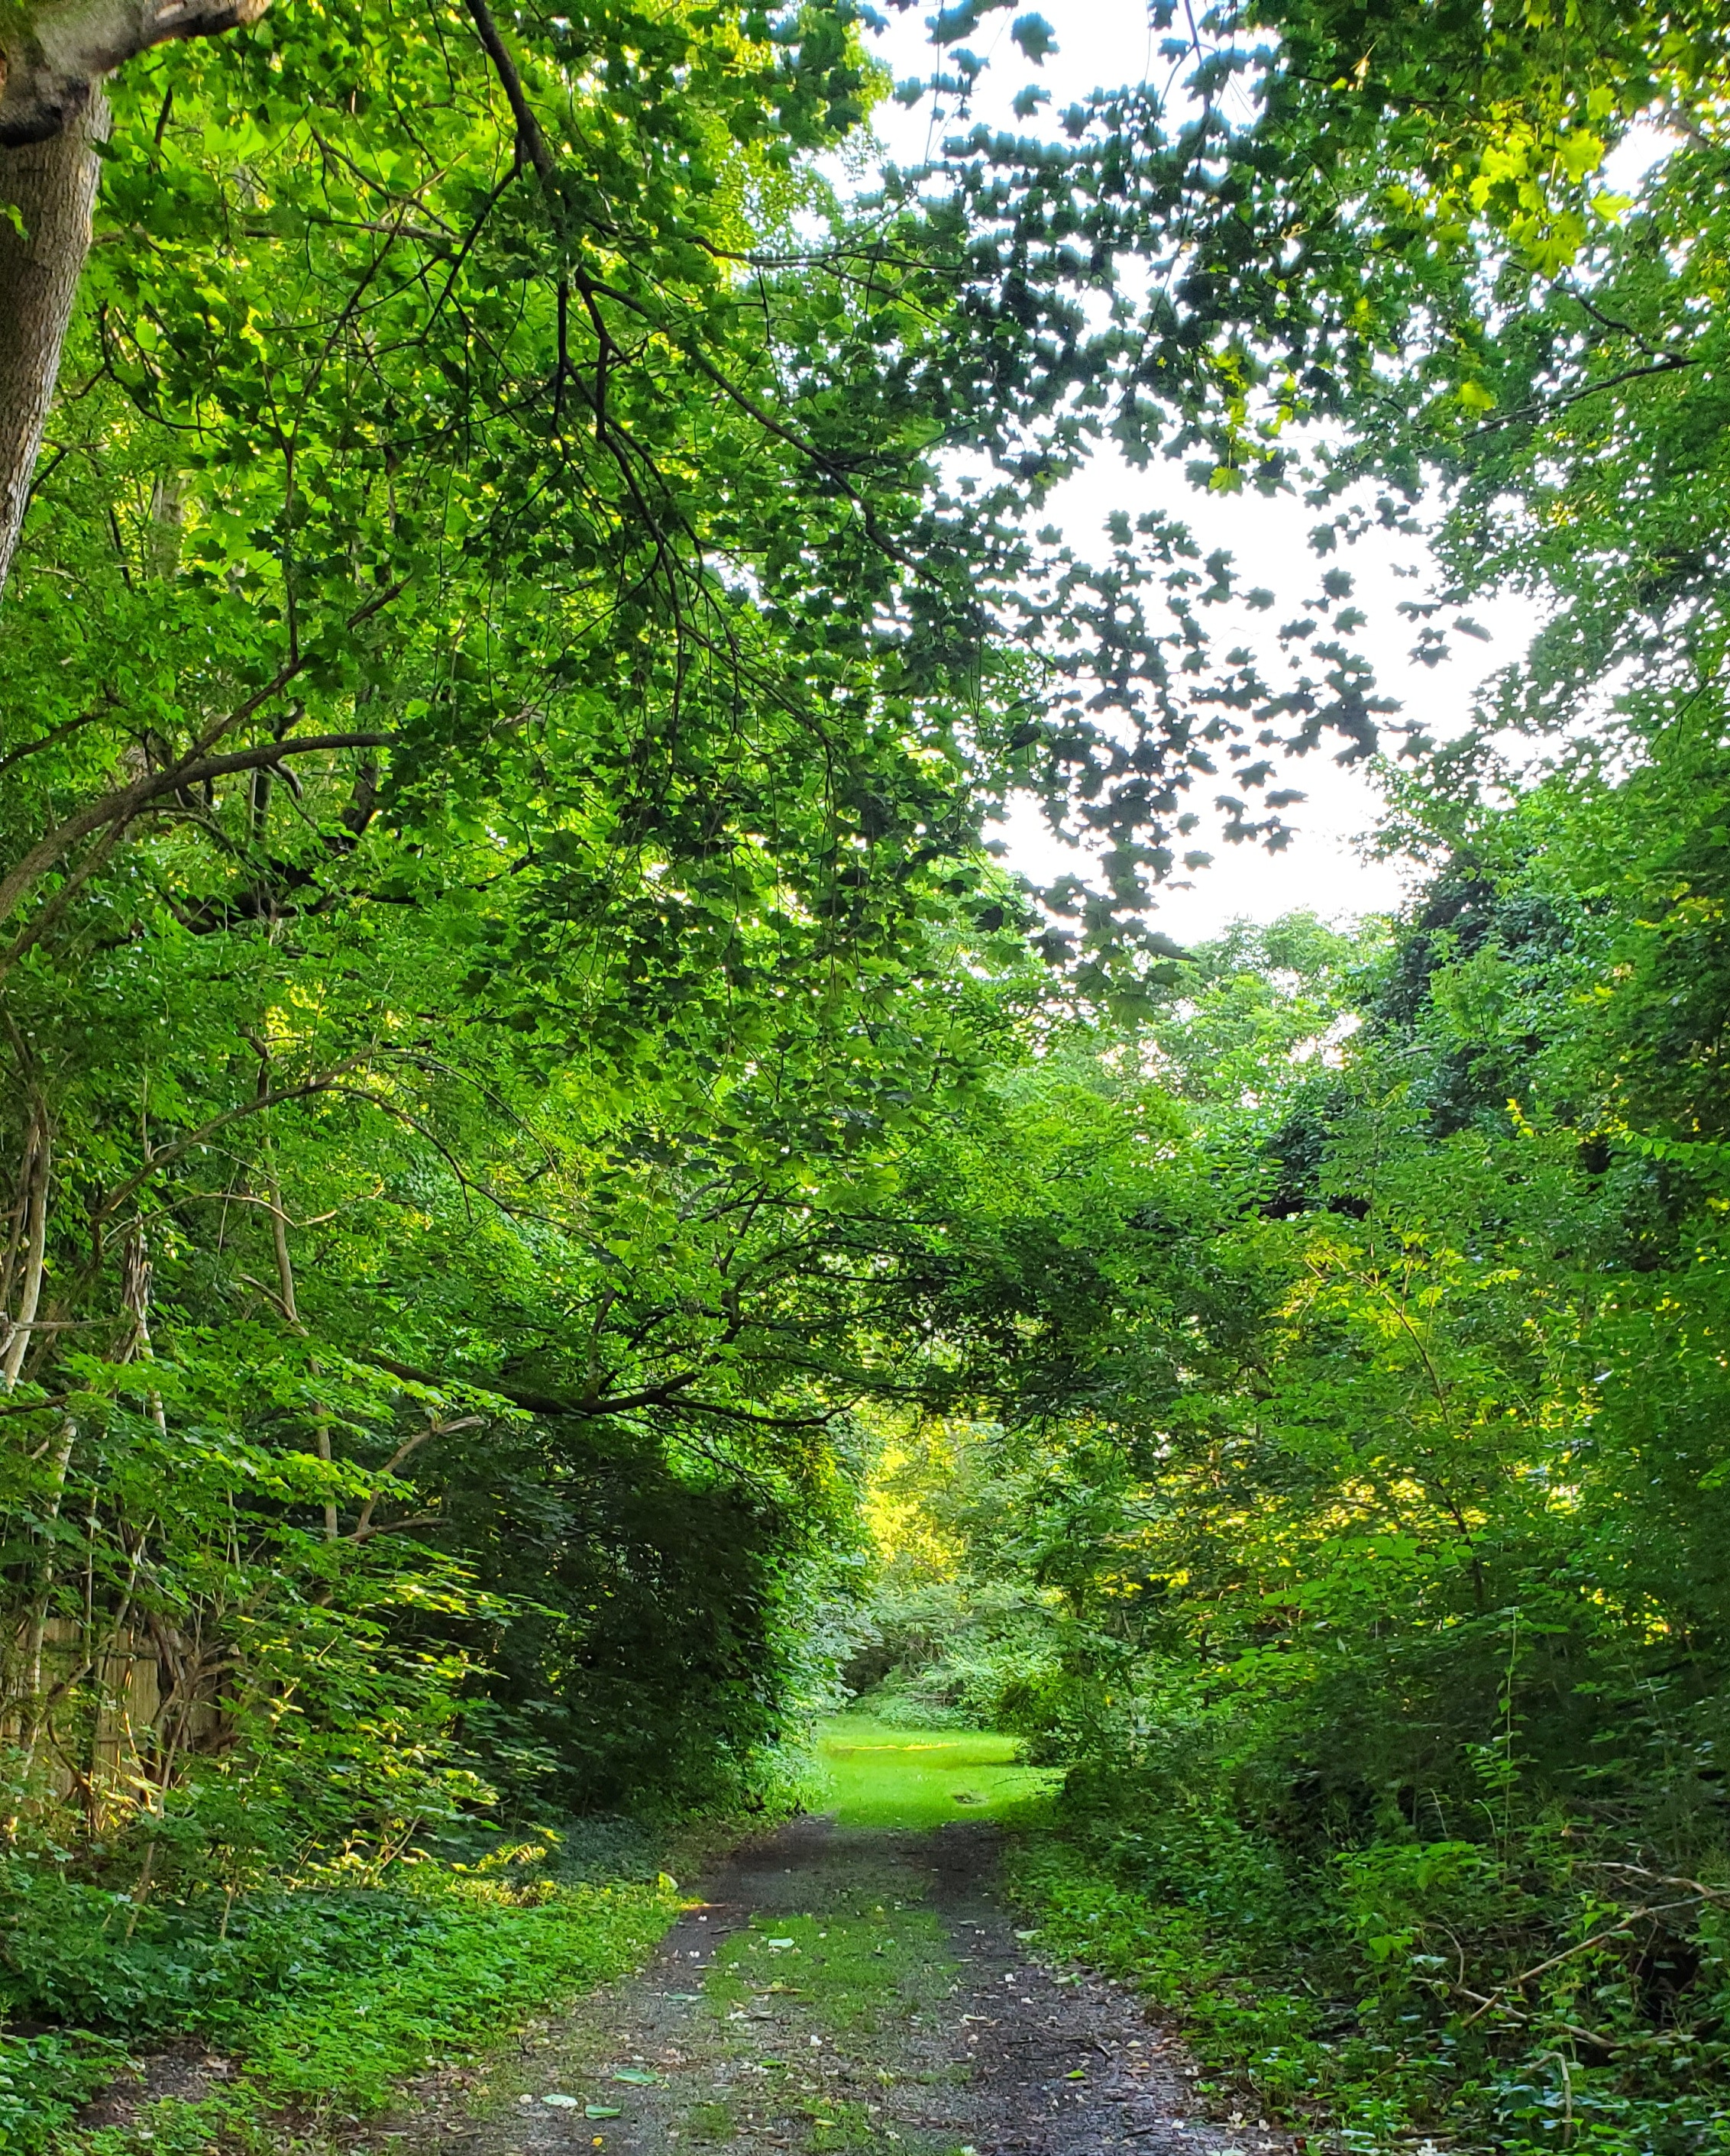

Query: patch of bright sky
[852,4,1674,946]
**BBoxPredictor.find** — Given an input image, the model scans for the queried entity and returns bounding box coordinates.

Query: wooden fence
[2,1617,228,1818]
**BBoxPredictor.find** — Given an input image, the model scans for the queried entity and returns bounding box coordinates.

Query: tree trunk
[1,1106,51,1391]
[0,89,108,599]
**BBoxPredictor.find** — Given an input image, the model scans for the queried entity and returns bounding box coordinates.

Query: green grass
[683,2094,739,2141]
[705,1905,956,2036]
[14,1809,792,2155]
[57,1866,682,2156]
[816,1715,1058,1830]
[212,1873,680,2109]
[700,1893,970,2156]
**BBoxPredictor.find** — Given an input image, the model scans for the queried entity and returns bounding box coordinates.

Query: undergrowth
[0,1824,700,2155]
[1007,1794,1730,2156]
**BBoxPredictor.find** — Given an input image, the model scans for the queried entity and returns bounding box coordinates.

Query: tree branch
[461,0,558,200]
[88,1058,372,1243]
[1469,353,1698,439]
[0,729,393,930]
[1,0,272,146]
[363,1353,703,1421]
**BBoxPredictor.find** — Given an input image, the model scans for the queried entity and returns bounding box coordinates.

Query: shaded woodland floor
[398,1817,1289,2156]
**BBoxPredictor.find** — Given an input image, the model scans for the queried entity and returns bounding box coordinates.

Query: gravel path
[445,1816,1291,2156]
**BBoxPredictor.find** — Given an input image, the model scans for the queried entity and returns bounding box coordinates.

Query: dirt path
[441,1818,1289,2156]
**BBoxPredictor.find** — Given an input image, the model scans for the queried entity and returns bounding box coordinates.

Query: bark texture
[0,89,107,597]
[0,0,270,146]
[0,0,270,600]
[0,1105,51,1390]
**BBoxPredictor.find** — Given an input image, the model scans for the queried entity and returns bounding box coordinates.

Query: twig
[1459,1899,1705,2028]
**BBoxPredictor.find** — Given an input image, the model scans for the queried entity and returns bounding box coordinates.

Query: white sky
[856,0,1538,944]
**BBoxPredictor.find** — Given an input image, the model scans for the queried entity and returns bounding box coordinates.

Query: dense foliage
[862,880,1730,2154]
[846,19,1730,2144]
[4,0,1730,2150]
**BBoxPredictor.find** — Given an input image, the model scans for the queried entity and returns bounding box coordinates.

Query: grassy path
[815,1716,1061,1831]
[401,1728,1289,2156]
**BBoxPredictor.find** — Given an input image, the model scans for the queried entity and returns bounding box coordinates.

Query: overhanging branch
[0,729,393,934]
[1,0,272,145]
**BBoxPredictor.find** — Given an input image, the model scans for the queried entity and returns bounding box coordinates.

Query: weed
[215,1872,678,2109]
[0,2031,124,2152]
[1009,1825,1730,2156]
[37,1863,681,2156]
[802,2094,877,2149]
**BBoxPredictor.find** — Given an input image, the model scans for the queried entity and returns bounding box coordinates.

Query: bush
[1010,1775,1730,2156]
[0,2031,125,2154]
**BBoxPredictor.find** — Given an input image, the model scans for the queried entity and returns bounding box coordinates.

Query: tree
[7,0,1729,1944]
[0,0,271,593]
